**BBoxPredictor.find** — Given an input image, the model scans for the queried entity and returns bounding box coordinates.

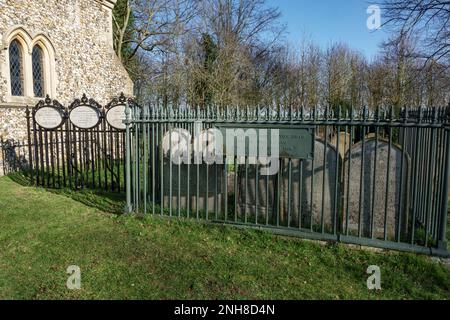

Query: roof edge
[95,0,117,10]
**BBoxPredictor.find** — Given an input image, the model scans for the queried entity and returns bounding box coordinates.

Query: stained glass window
[9,40,24,96]
[32,46,45,97]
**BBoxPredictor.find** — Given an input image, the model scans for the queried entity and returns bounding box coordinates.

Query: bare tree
[115,0,198,64]
[380,0,449,65]
[124,0,448,108]
[184,0,285,106]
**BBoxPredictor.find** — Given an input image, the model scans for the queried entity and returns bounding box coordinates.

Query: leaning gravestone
[343,139,410,239]
[237,139,339,230]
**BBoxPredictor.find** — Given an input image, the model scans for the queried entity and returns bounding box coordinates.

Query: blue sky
[266,0,388,59]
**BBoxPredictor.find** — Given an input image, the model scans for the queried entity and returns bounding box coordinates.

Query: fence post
[124,100,133,214]
[26,107,34,183]
[0,138,5,176]
[438,125,450,251]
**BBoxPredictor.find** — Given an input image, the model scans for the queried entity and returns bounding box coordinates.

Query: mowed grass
[0,176,449,300]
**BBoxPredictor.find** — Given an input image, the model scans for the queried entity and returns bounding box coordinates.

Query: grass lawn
[0,176,449,300]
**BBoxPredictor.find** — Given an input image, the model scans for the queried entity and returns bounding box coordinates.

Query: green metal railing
[124,104,450,257]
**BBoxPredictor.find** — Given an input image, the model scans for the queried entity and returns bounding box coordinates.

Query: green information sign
[216,124,314,160]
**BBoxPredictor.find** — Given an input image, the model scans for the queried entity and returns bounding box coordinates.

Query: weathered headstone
[237,139,339,229]
[343,139,410,239]
[161,160,224,215]
[160,128,225,215]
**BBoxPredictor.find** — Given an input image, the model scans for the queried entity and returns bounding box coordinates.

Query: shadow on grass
[6,171,450,249]
[6,172,125,215]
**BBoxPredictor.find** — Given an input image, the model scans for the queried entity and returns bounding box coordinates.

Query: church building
[0,0,133,140]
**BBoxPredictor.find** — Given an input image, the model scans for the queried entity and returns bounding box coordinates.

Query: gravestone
[162,160,224,215]
[343,139,410,239]
[237,139,339,229]
[160,128,225,215]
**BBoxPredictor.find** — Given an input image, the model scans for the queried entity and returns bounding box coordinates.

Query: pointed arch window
[32,45,45,97]
[3,27,57,104]
[9,40,24,96]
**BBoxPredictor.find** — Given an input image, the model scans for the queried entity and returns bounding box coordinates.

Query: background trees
[113,0,449,109]
[381,0,449,65]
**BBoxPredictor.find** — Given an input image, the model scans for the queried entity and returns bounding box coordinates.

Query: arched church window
[9,40,24,96]
[3,27,57,102]
[32,45,45,97]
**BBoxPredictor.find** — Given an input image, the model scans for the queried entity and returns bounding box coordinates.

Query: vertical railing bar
[310,108,316,232]
[410,119,421,245]
[26,108,34,183]
[55,129,61,188]
[205,111,210,220]
[244,156,248,224]
[186,110,191,219]
[333,106,341,236]
[288,158,292,228]
[370,107,379,239]
[151,107,156,215]
[321,107,328,234]
[396,108,408,243]
[298,159,303,229]
[143,106,148,215]
[60,126,66,188]
[234,155,238,222]
[125,101,132,213]
[196,106,200,220]
[384,107,393,241]
[168,110,173,217]
[424,112,437,247]
[32,109,40,186]
[437,119,449,251]
[358,107,367,237]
